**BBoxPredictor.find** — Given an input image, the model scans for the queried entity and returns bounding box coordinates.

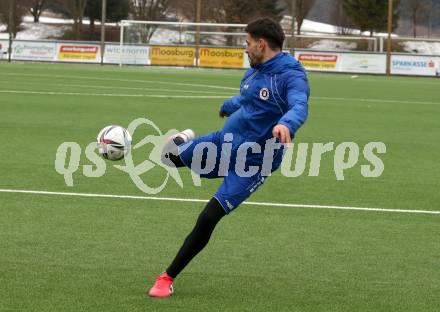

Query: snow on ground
[148,29,183,45]
[23,16,74,24]
[308,39,357,51]
[402,41,440,55]
[23,15,118,26]
[16,22,71,40]
[0,24,6,39]
[301,19,352,35]
[0,17,70,40]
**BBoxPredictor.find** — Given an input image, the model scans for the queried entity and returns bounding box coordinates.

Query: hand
[219,111,229,118]
[272,124,291,144]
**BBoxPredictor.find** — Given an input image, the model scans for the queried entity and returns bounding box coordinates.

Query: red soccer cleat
[148,272,174,298]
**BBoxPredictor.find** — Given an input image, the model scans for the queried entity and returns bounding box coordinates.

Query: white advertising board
[104,44,149,65]
[2,39,439,77]
[12,41,57,61]
[340,53,386,74]
[391,55,440,76]
[0,40,8,59]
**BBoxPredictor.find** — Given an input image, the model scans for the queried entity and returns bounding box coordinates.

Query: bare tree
[329,0,355,35]
[0,1,8,29]
[22,0,46,22]
[52,0,88,39]
[171,0,283,24]
[284,0,316,35]
[424,0,440,37]
[405,0,429,37]
[168,0,196,21]
[0,0,27,38]
[129,0,171,42]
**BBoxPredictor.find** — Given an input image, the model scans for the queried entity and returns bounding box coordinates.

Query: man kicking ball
[148,17,310,298]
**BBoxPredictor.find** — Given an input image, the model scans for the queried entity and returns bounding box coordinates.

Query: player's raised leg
[161,129,195,167]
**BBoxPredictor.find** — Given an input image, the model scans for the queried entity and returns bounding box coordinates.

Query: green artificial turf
[0,62,439,311]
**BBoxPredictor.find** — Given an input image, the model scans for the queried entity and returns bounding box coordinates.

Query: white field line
[313,96,440,106]
[0,189,439,215]
[0,80,234,95]
[3,69,440,89]
[310,74,440,86]
[0,90,228,99]
[1,72,439,105]
[0,72,239,91]
[1,71,439,105]
[1,88,440,106]
[4,70,440,89]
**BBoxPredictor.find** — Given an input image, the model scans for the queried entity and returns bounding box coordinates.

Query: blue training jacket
[219,52,310,166]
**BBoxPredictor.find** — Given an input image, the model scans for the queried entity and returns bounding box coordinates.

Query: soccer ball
[97,125,132,161]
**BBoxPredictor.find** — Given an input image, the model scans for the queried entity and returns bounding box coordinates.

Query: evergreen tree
[343,0,400,36]
[84,0,129,33]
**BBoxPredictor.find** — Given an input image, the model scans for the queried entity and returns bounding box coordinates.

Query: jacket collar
[254,52,284,73]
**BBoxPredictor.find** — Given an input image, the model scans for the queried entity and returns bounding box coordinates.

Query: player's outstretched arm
[276,75,309,139]
[219,95,242,118]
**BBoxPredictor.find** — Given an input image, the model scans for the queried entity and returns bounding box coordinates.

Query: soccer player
[148,17,310,298]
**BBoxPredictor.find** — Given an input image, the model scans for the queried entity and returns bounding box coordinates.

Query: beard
[248,52,263,68]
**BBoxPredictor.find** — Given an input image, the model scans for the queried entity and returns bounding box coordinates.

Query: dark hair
[245,18,285,51]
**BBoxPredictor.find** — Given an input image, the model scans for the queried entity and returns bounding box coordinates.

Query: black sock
[166,198,226,278]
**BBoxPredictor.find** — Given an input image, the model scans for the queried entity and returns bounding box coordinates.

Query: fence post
[8,0,14,63]
[100,0,107,65]
[195,0,202,67]
[386,0,393,75]
[119,22,124,67]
